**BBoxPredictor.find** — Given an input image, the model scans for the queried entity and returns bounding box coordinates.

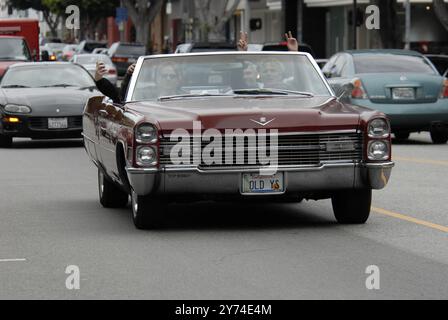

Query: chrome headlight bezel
[367,140,390,161]
[4,104,32,114]
[368,118,390,138]
[135,123,158,144]
[136,146,158,167]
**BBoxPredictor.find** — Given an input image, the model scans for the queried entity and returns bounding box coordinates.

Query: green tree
[122,0,166,49]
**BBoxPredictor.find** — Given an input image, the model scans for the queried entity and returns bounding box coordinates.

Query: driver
[259,58,292,90]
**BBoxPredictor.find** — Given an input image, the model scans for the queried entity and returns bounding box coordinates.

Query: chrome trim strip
[161,130,359,139]
[82,133,95,144]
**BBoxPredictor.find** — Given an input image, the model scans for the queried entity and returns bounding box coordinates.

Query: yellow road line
[394,157,448,167]
[372,207,448,233]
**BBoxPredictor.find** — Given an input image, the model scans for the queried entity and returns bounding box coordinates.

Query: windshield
[0,38,31,61]
[354,54,437,74]
[131,54,330,101]
[1,64,95,88]
[76,55,112,65]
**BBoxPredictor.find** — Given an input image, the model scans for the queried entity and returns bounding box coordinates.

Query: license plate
[241,173,284,194]
[392,88,415,100]
[48,118,68,129]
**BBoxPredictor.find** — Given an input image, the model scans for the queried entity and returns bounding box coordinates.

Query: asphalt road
[1,133,447,300]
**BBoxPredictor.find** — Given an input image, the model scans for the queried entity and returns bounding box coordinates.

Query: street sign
[116,7,128,24]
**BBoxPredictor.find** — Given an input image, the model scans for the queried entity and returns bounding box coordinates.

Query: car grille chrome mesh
[159,132,363,168]
[29,116,83,130]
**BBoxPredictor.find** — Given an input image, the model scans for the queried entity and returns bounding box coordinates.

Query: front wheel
[98,169,129,208]
[131,191,166,230]
[0,135,12,148]
[332,189,372,224]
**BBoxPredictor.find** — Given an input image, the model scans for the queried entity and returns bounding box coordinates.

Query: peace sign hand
[285,31,299,52]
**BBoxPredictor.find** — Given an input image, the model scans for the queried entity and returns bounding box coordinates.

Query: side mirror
[333,83,354,100]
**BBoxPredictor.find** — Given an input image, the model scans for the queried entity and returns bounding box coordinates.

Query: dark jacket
[94,73,132,104]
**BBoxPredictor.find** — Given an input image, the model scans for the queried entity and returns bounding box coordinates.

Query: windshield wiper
[233,88,314,97]
[40,84,76,88]
[1,85,30,88]
[159,93,234,101]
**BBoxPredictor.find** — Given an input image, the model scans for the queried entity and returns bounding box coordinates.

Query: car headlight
[368,118,390,138]
[368,141,390,161]
[4,104,32,114]
[136,123,158,144]
[136,146,158,167]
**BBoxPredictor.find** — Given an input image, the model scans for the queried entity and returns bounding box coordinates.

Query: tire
[0,135,12,148]
[98,169,129,208]
[131,190,166,230]
[394,132,410,141]
[332,189,372,224]
[430,129,448,144]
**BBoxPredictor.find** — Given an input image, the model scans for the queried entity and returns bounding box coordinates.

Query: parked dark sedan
[0,62,98,147]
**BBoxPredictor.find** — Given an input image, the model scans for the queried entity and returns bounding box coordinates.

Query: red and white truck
[0,19,40,79]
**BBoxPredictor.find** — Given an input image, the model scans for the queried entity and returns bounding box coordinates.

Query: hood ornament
[250,117,276,127]
[400,76,408,81]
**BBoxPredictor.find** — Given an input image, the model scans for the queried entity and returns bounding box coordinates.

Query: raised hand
[127,63,136,75]
[238,31,248,51]
[95,61,108,81]
[285,31,299,52]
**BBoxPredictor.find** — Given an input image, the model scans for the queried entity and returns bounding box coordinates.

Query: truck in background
[0,19,39,79]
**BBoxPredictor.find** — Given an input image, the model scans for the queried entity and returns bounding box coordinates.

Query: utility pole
[352,0,357,49]
[404,0,411,50]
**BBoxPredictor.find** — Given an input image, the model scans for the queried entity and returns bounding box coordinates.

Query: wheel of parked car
[332,189,372,224]
[394,132,410,141]
[430,129,448,144]
[131,191,165,230]
[98,169,129,208]
[0,135,12,148]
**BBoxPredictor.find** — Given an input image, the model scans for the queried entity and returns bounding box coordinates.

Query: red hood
[125,96,366,133]
[0,61,20,77]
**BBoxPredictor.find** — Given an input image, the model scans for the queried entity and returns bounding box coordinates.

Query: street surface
[1,133,447,299]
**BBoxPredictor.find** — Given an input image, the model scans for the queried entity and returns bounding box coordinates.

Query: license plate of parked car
[48,118,68,129]
[392,87,415,100]
[241,173,285,194]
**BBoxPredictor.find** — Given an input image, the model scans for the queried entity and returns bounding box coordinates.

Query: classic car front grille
[29,116,83,130]
[159,132,364,168]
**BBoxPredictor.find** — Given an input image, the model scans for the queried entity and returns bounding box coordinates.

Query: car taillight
[112,57,128,63]
[351,78,367,99]
[108,69,117,75]
[441,79,448,98]
[49,55,57,61]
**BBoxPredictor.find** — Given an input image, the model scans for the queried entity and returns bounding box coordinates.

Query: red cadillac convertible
[83,52,394,229]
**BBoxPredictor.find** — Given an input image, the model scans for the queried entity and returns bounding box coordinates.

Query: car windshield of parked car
[0,38,31,61]
[76,54,112,65]
[131,54,330,101]
[1,64,95,88]
[354,54,437,74]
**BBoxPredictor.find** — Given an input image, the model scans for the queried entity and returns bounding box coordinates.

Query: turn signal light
[351,78,367,99]
[4,117,20,123]
[49,55,57,61]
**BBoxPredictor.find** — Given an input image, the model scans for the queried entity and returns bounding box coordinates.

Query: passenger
[259,58,292,90]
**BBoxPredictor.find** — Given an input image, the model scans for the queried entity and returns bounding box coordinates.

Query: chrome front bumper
[126,162,395,196]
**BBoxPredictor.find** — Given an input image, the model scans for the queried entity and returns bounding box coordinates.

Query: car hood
[126,96,364,132]
[0,87,99,117]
